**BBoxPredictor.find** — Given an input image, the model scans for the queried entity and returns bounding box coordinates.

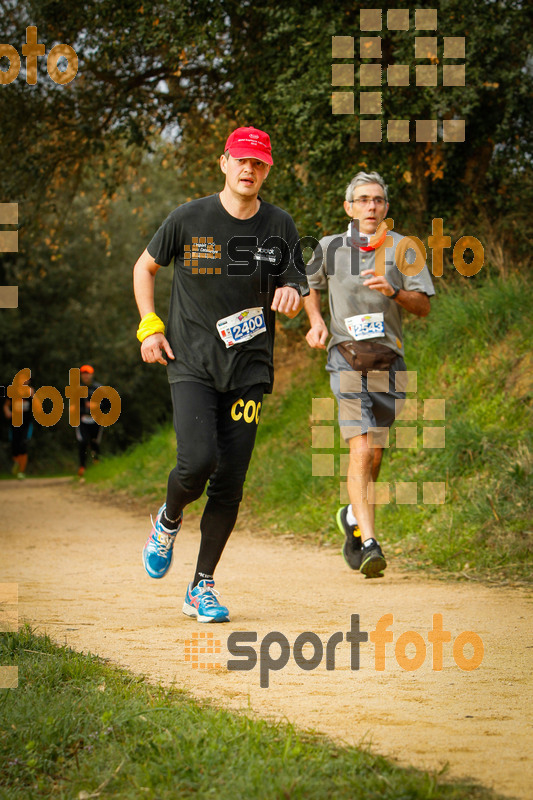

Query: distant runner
[304,171,435,577]
[134,126,308,622]
[3,372,41,479]
[72,364,104,478]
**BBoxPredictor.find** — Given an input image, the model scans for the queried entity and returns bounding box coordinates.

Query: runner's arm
[390,289,430,317]
[303,289,329,349]
[361,269,430,317]
[133,248,175,365]
[271,285,302,318]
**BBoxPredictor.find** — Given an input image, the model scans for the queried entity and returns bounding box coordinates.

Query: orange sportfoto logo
[186,237,222,275]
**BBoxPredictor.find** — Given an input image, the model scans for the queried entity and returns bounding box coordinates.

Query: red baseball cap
[80,364,94,374]
[224,126,273,166]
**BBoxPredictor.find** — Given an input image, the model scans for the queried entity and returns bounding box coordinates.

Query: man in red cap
[133,126,308,622]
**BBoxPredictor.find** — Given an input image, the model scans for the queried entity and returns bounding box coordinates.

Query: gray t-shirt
[306,228,435,357]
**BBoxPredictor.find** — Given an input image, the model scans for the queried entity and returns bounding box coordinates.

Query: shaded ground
[1,478,532,799]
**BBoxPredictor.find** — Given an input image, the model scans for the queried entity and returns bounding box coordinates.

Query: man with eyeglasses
[304,171,435,578]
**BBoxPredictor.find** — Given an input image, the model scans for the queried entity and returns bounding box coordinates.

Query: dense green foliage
[0,627,500,798]
[2,0,531,230]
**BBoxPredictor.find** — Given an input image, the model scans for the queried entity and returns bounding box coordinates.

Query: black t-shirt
[147,193,307,393]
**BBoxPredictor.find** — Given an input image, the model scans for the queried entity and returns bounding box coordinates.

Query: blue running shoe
[142,504,182,579]
[182,579,230,623]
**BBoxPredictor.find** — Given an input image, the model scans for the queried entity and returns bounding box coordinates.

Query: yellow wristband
[137,312,165,343]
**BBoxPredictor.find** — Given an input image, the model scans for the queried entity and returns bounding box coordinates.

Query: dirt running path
[1,479,532,798]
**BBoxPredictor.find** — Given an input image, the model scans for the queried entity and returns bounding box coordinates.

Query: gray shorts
[326,344,407,444]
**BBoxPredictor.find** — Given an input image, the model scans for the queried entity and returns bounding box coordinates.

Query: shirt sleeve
[394,237,436,296]
[146,209,182,267]
[306,237,328,291]
[275,214,310,295]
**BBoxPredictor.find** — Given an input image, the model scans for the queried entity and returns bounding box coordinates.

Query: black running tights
[166,382,263,583]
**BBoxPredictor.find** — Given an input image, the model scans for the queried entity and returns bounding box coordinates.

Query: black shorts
[9,421,33,456]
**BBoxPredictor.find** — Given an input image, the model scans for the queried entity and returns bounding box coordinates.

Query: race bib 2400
[345,312,385,341]
[216,307,266,348]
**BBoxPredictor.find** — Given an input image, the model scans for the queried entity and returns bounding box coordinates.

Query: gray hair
[345,171,388,203]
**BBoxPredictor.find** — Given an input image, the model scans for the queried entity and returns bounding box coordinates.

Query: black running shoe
[360,538,387,578]
[336,506,363,570]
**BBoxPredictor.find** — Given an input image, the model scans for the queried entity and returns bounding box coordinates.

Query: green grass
[86,272,532,583]
[0,627,501,799]
[87,426,175,501]
[375,274,533,582]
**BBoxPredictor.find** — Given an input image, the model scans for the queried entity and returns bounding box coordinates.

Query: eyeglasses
[350,196,387,207]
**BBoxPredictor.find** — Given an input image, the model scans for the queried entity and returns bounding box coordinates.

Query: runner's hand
[271,286,301,316]
[306,320,328,349]
[140,333,175,365]
[361,269,394,296]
